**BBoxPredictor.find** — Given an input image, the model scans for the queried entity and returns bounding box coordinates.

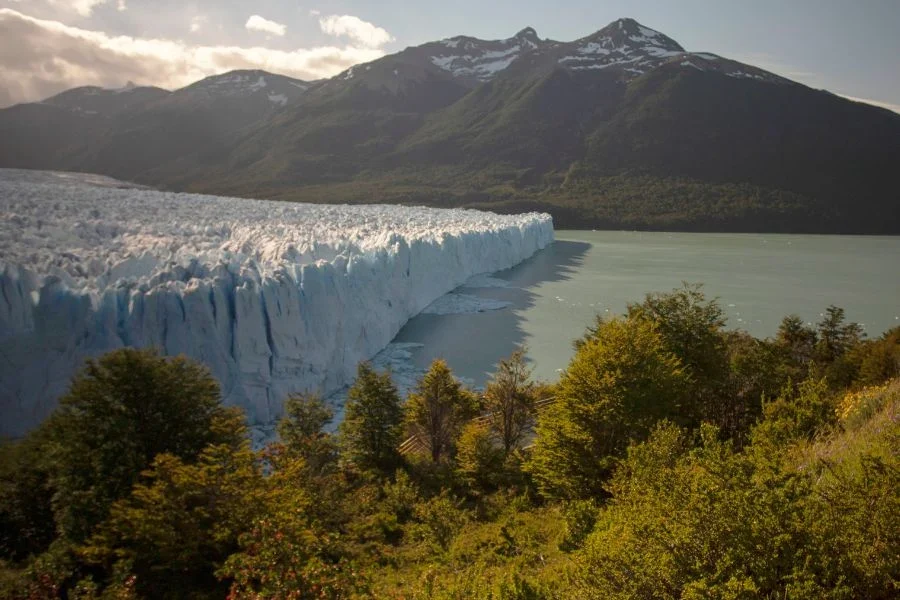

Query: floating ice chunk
[421,293,512,315]
[463,274,510,288]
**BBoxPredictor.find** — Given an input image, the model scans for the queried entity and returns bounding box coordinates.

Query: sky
[1,0,898,112]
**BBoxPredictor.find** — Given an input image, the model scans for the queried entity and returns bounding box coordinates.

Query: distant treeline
[2,284,898,599]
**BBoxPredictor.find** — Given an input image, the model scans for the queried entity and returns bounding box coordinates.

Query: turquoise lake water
[391,230,900,387]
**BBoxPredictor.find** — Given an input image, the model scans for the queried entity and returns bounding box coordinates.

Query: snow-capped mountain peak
[179,69,309,106]
[555,18,686,76]
[192,71,270,95]
[424,28,547,82]
[513,27,541,48]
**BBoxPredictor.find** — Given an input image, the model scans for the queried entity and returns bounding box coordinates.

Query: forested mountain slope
[1,18,898,232]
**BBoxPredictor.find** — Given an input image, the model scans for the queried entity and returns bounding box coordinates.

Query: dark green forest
[2,285,898,599]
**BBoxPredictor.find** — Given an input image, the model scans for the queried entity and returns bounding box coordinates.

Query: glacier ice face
[0,169,553,437]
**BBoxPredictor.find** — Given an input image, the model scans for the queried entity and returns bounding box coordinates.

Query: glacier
[0,169,553,437]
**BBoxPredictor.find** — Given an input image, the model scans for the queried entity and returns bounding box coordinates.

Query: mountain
[1,18,898,233]
[0,70,310,182]
[0,83,170,170]
[42,82,171,115]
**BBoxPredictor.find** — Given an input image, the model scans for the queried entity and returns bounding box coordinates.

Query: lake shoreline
[381,230,900,391]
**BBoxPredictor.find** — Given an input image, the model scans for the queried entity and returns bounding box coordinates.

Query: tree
[720,331,786,443]
[855,326,900,385]
[527,318,688,499]
[220,454,366,599]
[626,283,728,383]
[776,314,818,366]
[625,283,730,428]
[412,490,469,551]
[0,428,57,560]
[815,305,864,364]
[277,393,338,475]
[339,362,404,476]
[574,386,900,600]
[484,348,538,454]
[813,305,866,388]
[45,348,245,544]
[455,421,505,492]
[82,443,262,600]
[573,423,814,600]
[405,360,480,463]
[750,377,834,450]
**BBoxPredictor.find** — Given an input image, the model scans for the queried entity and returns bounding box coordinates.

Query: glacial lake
[384,230,900,390]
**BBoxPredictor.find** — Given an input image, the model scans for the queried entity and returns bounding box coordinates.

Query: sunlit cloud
[72,0,110,17]
[319,14,394,48]
[0,8,386,106]
[245,14,286,37]
[37,0,121,17]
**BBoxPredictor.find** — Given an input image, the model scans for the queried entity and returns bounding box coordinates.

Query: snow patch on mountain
[727,71,767,80]
[208,73,266,92]
[0,169,553,437]
[430,43,524,80]
[425,27,544,81]
[188,71,311,99]
[576,43,611,56]
[558,18,687,78]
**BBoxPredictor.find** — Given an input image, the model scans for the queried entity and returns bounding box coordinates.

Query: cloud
[0,8,385,106]
[7,0,125,17]
[245,14,286,37]
[189,15,206,33]
[319,14,394,48]
[56,0,116,17]
[71,1,107,17]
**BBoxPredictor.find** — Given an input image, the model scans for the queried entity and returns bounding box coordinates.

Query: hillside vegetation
[2,285,899,598]
[2,19,899,233]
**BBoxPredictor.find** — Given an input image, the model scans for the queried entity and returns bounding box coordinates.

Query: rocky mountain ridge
[1,17,897,233]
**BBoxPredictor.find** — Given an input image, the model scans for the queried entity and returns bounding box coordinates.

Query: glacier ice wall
[0,170,553,437]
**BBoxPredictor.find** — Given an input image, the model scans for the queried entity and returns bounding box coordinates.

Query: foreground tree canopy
[2,285,898,599]
[340,362,405,476]
[528,317,688,499]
